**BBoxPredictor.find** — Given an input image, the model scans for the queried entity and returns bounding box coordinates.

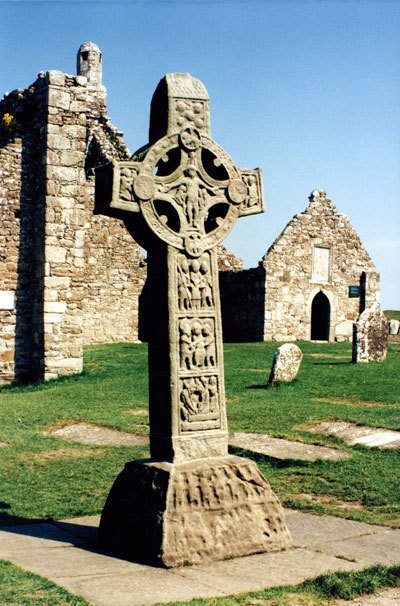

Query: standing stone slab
[269,343,303,384]
[95,73,292,567]
[352,302,388,363]
[389,319,399,335]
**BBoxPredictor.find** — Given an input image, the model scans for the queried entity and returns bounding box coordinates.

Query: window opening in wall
[81,52,89,61]
[311,291,330,341]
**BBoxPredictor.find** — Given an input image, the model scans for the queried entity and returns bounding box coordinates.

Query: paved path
[334,588,400,606]
[1,510,399,606]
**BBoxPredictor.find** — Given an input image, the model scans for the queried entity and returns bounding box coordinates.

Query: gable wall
[262,193,379,341]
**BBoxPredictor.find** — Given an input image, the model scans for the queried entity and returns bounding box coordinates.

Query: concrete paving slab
[53,515,99,543]
[171,548,361,595]
[46,423,148,447]
[7,545,147,578]
[0,522,84,553]
[316,528,400,566]
[310,421,400,449]
[56,568,227,606]
[334,588,400,606]
[229,432,349,461]
[1,511,400,606]
[286,511,383,547]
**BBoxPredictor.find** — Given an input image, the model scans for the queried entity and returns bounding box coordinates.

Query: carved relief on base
[99,455,292,567]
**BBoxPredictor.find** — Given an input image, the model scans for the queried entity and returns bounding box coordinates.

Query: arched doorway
[311,291,330,341]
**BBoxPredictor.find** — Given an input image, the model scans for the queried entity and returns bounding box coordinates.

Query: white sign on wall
[312,247,331,283]
[0,291,15,310]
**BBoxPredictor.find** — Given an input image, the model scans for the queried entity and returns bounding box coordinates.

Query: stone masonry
[221,190,380,342]
[0,43,146,383]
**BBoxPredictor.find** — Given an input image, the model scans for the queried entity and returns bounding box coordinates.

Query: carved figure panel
[177,252,214,311]
[180,375,220,432]
[179,318,216,371]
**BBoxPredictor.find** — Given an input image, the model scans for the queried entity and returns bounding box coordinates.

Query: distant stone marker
[352,303,388,363]
[95,73,292,566]
[269,343,303,384]
[389,319,399,335]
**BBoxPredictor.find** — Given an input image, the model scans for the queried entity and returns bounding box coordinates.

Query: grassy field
[0,339,399,605]
[0,339,399,526]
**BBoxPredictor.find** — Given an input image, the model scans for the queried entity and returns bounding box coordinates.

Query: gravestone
[352,302,388,363]
[95,73,292,567]
[389,319,399,335]
[269,343,303,384]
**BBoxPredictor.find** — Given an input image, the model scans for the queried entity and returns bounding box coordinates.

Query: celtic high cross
[96,73,264,461]
[95,74,291,567]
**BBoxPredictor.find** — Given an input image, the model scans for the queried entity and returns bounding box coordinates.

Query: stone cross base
[99,455,292,567]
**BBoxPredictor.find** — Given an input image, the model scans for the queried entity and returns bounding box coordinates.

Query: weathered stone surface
[229,432,349,461]
[310,420,400,448]
[99,456,292,567]
[96,72,291,566]
[269,343,303,384]
[47,422,147,446]
[352,302,388,363]
[389,319,399,335]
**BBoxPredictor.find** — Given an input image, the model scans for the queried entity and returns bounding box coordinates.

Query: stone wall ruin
[0,43,146,383]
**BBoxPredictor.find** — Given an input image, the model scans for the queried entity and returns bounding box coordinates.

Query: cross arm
[236,168,265,217]
[94,159,141,218]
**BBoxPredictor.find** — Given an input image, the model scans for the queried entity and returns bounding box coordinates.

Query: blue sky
[1,0,399,309]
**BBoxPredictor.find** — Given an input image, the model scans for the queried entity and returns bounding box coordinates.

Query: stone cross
[96,73,264,462]
[95,73,291,567]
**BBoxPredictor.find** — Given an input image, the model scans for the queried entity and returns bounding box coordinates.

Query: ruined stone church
[220,189,379,342]
[0,44,380,384]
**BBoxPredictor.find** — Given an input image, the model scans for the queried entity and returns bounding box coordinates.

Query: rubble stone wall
[220,266,265,342]
[0,138,22,382]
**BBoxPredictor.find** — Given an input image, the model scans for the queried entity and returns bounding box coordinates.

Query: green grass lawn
[0,339,399,526]
[0,339,399,605]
